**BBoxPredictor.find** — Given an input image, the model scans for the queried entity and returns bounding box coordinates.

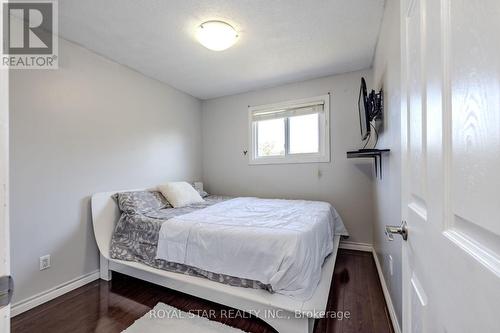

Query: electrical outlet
[388,255,393,276]
[40,255,51,270]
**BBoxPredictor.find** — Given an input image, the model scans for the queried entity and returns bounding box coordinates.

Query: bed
[91,188,347,333]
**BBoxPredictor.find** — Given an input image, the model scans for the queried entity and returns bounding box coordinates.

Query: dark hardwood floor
[11,249,394,333]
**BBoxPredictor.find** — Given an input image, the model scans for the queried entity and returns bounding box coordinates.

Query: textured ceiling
[59,0,385,99]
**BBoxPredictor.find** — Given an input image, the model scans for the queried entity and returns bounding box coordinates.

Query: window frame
[248,94,330,165]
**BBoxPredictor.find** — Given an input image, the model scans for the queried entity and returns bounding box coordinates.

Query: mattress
[109,195,272,291]
[156,197,348,300]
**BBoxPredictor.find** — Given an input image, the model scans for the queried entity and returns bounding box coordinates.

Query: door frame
[0,59,10,333]
[0,1,10,329]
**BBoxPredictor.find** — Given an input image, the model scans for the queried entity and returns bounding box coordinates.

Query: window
[249,94,330,164]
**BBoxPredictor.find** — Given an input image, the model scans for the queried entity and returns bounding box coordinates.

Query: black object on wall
[346,149,390,179]
[358,77,383,142]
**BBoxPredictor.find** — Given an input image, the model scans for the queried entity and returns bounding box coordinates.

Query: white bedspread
[156,197,348,300]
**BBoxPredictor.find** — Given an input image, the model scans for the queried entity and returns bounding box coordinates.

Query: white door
[0,2,10,330]
[400,0,500,332]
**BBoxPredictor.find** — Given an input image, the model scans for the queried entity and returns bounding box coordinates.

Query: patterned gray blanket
[110,194,272,292]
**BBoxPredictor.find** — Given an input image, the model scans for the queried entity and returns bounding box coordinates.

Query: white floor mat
[122,302,246,333]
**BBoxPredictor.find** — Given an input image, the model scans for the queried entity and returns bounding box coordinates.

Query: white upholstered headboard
[91,191,121,260]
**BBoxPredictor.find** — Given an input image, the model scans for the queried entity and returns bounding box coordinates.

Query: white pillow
[157,181,205,208]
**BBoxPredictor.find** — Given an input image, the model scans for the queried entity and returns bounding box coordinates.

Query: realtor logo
[2,0,58,69]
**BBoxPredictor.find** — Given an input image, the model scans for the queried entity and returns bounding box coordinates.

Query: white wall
[202,70,375,244]
[372,0,403,328]
[10,38,202,303]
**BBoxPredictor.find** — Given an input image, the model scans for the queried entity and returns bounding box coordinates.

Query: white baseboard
[371,249,402,333]
[11,270,99,317]
[339,240,373,252]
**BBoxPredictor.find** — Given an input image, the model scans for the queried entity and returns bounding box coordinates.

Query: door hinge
[0,275,13,308]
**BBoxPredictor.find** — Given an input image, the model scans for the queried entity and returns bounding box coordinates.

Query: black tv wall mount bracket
[369,89,383,121]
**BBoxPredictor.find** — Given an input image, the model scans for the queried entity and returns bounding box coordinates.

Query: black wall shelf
[346,149,390,179]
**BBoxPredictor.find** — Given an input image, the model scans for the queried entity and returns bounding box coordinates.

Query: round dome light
[196,20,238,51]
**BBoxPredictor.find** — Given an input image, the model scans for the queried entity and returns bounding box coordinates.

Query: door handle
[385,221,408,241]
[0,275,13,309]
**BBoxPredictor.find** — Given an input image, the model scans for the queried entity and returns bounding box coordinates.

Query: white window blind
[250,102,325,122]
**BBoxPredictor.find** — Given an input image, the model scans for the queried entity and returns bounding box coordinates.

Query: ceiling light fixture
[196,20,238,51]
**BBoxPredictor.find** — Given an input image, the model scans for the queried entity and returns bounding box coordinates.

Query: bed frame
[91,190,340,333]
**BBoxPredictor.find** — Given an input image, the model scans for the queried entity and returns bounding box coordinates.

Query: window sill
[248,155,330,165]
